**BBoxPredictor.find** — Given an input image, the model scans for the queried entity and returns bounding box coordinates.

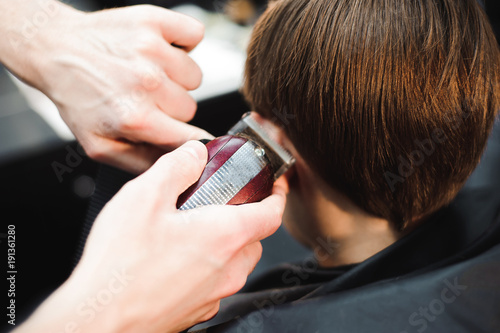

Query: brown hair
[243,0,500,230]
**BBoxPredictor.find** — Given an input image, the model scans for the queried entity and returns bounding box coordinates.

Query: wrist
[24,1,83,91]
[0,0,82,89]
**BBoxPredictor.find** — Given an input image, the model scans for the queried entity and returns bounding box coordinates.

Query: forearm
[0,0,79,88]
[14,272,124,333]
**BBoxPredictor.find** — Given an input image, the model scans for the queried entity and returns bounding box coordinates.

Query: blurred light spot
[72,175,95,198]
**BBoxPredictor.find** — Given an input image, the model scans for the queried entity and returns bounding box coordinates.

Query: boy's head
[243,0,500,232]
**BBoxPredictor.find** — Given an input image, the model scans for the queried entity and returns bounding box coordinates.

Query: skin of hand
[15,141,288,333]
[0,1,213,174]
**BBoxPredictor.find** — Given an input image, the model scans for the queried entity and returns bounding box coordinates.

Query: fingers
[243,241,263,276]
[152,75,199,122]
[159,44,202,91]
[156,9,205,52]
[143,140,208,205]
[218,242,263,298]
[198,300,221,323]
[142,40,201,91]
[273,174,290,198]
[84,108,214,174]
[122,110,214,151]
[189,187,286,250]
[224,185,287,244]
[83,136,166,174]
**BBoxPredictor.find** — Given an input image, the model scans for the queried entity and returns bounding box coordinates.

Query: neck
[311,201,401,267]
[284,161,401,268]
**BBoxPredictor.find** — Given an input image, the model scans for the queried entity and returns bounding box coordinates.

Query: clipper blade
[228,112,295,180]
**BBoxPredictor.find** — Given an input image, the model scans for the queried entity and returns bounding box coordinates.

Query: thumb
[143,140,208,206]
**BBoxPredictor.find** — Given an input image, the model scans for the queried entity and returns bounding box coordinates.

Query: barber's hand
[16,141,287,333]
[26,3,212,173]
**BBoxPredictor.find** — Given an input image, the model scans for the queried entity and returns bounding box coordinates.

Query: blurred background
[0,0,498,331]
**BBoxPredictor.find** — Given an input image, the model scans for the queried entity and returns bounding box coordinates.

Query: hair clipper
[177,113,295,210]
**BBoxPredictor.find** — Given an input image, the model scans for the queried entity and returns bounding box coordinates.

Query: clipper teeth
[228,113,295,179]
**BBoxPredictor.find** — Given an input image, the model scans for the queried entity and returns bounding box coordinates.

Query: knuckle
[131,63,154,86]
[209,234,242,264]
[186,63,203,90]
[254,242,263,258]
[85,144,107,161]
[201,303,220,322]
[110,98,134,119]
[116,111,145,133]
[231,275,248,294]
[223,229,248,253]
[191,20,205,43]
[181,97,197,121]
[246,242,263,271]
[141,69,164,91]
[135,35,160,54]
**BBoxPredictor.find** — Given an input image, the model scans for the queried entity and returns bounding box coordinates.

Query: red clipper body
[177,113,295,210]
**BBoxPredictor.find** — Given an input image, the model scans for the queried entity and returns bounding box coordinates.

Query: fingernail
[180,140,207,163]
[199,139,212,145]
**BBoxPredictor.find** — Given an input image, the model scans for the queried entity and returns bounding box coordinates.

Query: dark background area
[0,0,499,332]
